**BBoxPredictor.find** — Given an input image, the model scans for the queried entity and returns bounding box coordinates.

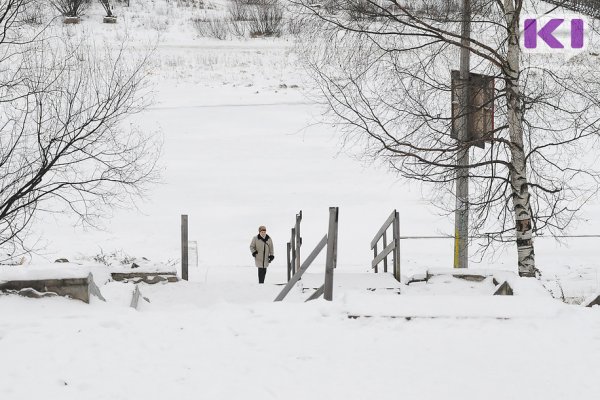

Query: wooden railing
[276,207,339,302]
[371,210,400,282]
[286,211,302,282]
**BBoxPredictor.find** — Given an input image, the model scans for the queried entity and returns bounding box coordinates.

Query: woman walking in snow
[250,225,274,284]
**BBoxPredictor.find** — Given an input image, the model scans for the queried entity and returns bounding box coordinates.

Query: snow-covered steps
[415,268,552,297]
[342,294,575,320]
[298,272,402,293]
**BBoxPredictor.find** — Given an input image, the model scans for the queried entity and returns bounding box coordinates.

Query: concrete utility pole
[454,0,471,269]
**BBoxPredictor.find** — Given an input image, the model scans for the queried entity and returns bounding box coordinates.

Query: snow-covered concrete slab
[0,272,105,303]
[299,272,402,290]
[0,266,90,282]
[341,293,573,319]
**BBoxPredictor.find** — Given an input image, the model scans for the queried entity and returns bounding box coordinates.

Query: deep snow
[1,2,600,399]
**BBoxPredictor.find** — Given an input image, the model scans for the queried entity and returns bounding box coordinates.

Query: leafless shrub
[19,1,47,25]
[228,0,250,21]
[248,0,283,37]
[50,0,90,17]
[228,18,248,37]
[192,16,229,40]
[92,249,138,267]
[175,0,207,8]
[99,0,114,17]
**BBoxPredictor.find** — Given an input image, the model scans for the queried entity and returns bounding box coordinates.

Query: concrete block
[0,273,105,303]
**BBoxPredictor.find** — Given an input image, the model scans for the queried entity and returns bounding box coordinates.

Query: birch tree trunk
[504,0,537,277]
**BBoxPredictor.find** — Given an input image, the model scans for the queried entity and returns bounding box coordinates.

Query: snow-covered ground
[1,2,600,399]
[1,265,600,400]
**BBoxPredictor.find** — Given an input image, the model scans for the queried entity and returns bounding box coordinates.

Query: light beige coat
[250,234,274,268]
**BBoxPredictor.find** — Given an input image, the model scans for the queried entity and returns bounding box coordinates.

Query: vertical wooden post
[295,211,302,279]
[324,207,338,301]
[373,243,378,273]
[393,210,401,282]
[181,214,189,281]
[382,231,388,273]
[286,242,292,282]
[291,227,296,275]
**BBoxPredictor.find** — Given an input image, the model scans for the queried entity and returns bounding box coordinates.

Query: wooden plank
[305,284,325,302]
[370,210,396,249]
[274,235,327,302]
[291,227,296,276]
[393,210,401,282]
[130,285,141,309]
[295,211,302,278]
[373,242,378,273]
[286,242,292,282]
[87,274,106,301]
[181,215,189,281]
[383,231,388,273]
[324,207,338,301]
[371,240,395,269]
[585,294,600,307]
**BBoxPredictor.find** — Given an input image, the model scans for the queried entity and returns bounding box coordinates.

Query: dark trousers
[258,268,267,284]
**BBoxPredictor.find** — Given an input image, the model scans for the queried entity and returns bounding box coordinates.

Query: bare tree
[0,0,160,261]
[294,0,600,276]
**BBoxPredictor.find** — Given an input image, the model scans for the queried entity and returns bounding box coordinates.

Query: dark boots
[258,268,267,284]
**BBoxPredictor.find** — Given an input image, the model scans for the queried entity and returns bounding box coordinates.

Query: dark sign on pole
[451,70,495,148]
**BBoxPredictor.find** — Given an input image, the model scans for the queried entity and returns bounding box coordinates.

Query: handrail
[275,235,327,302]
[371,210,401,282]
[371,241,396,268]
[286,210,302,281]
[370,210,396,249]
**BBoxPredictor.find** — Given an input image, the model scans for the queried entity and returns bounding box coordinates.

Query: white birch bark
[504,0,537,277]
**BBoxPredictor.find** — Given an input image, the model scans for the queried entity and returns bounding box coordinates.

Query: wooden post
[383,231,388,273]
[373,243,378,273]
[324,207,338,301]
[181,215,189,281]
[295,211,302,279]
[286,242,292,282]
[393,210,401,282]
[291,227,296,275]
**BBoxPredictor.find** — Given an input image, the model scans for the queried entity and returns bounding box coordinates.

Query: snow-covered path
[1,268,600,400]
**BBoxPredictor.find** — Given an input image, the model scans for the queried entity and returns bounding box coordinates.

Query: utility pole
[454,0,471,269]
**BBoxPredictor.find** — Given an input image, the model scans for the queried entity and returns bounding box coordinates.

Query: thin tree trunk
[504,0,537,277]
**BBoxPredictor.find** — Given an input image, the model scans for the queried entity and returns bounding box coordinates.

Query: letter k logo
[524,19,564,49]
